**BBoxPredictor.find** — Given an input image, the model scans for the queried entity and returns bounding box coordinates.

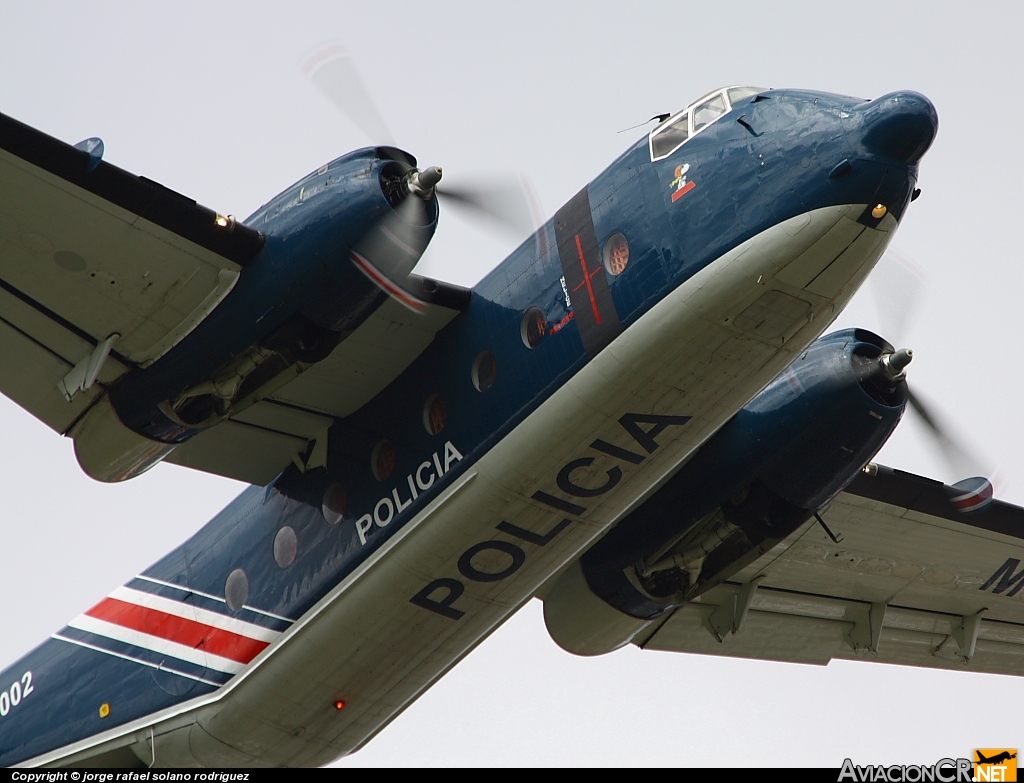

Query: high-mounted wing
[0,111,264,434]
[0,112,469,486]
[165,294,463,485]
[639,466,1024,675]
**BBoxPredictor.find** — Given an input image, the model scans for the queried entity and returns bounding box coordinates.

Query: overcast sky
[1,1,1022,767]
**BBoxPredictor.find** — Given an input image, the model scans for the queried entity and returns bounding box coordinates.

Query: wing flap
[0,111,263,378]
[0,284,127,433]
[642,584,1024,676]
[268,297,462,418]
[642,600,850,666]
[165,419,310,486]
[165,400,334,485]
[637,466,1024,677]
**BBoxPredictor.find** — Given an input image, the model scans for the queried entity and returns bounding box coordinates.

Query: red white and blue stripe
[52,575,294,687]
[950,476,995,514]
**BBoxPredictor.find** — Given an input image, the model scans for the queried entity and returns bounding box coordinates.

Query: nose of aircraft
[857,91,938,165]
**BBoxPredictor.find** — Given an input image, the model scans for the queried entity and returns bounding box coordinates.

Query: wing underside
[165,297,462,485]
[0,111,264,435]
[638,466,1024,676]
[0,111,467,485]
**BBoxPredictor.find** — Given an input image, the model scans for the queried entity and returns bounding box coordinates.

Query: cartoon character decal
[670,163,696,202]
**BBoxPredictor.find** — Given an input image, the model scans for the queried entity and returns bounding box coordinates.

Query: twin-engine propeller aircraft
[1,78,1018,768]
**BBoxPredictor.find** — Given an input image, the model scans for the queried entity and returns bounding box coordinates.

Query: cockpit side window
[692,94,728,134]
[650,88,746,161]
[650,114,690,160]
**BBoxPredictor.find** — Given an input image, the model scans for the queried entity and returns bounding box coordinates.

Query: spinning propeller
[302,43,538,310]
[870,252,995,512]
[905,388,995,512]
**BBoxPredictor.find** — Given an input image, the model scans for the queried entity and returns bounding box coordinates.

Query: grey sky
[1,1,1021,766]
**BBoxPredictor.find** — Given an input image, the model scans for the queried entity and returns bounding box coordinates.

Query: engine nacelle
[544,328,907,655]
[73,147,442,482]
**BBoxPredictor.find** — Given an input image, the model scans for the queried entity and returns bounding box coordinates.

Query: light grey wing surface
[639,465,1024,675]
[0,111,263,435]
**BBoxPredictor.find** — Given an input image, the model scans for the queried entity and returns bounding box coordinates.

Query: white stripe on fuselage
[132,574,296,623]
[51,634,225,687]
[106,587,281,643]
[65,615,245,675]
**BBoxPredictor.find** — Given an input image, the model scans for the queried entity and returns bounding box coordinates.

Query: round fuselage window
[371,439,396,482]
[322,483,347,525]
[423,393,448,435]
[520,307,546,348]
[224,568,249,612]
[603,232,630,276]
[472,350,497,392]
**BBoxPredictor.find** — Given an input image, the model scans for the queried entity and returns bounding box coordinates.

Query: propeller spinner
[349,165,443,313]
[872,342,995,513]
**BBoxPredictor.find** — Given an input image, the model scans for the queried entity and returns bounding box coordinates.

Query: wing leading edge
[0,111,264,436]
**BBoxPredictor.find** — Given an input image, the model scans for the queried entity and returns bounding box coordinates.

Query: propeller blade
[437,178,538,239]
[905,385,994,509]
[868,259,997,512]
[301,44,542,244]
[949,476,995,514]
[302,43,395,145]
[869,249,927,346]
[350,191,434,313]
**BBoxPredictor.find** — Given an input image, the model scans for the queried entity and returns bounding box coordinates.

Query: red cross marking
[572,234,602,325]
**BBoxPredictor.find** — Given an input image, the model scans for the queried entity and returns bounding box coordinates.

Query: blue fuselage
[0,88,936,765]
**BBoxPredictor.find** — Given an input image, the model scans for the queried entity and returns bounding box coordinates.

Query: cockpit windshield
[649,85,766,161]
[726,86,763,104]
[692,94,727,134]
